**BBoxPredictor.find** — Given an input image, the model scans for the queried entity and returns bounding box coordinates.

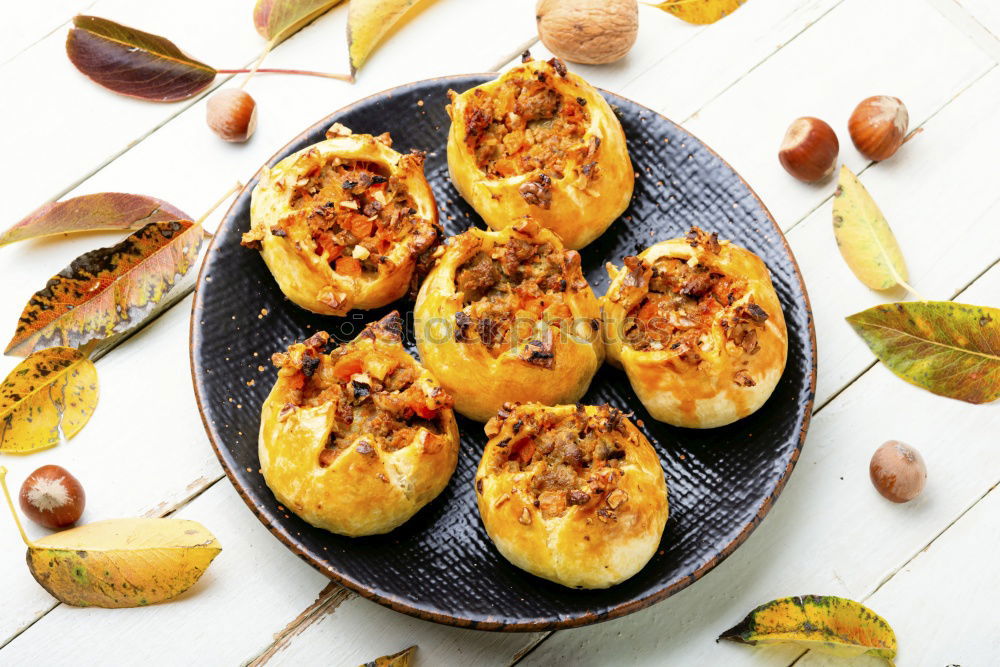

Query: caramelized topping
[459,62,593,182]
[242,152,440,278]
[452,234,579,358]
[272,330,452,469]
[484,405,633,520]
[622,228,768,363]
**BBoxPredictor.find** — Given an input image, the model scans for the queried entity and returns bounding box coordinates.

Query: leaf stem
[0,467,33,547]
[195,182,245,227]
[237,42,273,91]
[218,67,352,82]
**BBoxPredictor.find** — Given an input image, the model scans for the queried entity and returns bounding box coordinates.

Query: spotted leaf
[0,347,98,453]
[362,646,416,667]
[654,0,747,24]
[719,595,896,661]
[5,220,203,357]
[847,301,1000,404]
[0,192,189,247]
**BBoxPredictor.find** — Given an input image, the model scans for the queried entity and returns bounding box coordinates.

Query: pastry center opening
[497,407,629,520]
[272,334,451,469]
[462,70,592,181]
[285,160,436,276]
[452,237,570,359]
[624,254,768,364]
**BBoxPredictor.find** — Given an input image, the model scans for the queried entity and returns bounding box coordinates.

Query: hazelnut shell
[848,95,908,161]
[870,440,926,503]
[778,117,839,183]
[207,89,257,143]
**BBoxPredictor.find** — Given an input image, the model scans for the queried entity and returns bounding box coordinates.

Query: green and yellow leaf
[832,165,909,291]
[0,468,221,608]
[348,0,425,75]
[847,301,1000,404]
[0,192,189,247]
[5,220,204,357]
[653,0,747,25]
[719,595,896,661]
[28,518,221,607]
[0,347,98,454]
[361,645,416,667]
[253,0,345,44]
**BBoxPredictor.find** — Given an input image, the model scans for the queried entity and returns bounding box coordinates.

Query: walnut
[536,0,638,65]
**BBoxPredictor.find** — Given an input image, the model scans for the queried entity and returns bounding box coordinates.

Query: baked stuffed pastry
[476,403,668,588]
[242,124,441,316]
[601,227,788,429]
[414,219,604,422]
[258,312,459,536]
[446,55,633,250]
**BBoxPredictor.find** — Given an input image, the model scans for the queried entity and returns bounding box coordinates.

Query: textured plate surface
[190,75,816,631]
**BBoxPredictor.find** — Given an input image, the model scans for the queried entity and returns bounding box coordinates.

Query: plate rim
[188,73,817,632]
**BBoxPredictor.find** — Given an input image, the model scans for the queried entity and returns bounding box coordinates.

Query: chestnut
[19,465,85,529]
[778,117,839,182]
[869,440,926,503]
[848,96,909,162]
[206,89,257,143]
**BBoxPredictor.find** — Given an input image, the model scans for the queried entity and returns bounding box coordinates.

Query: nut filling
[452,232,588,362]
[456,58,599,194]
[481,404,633,521]
[621,228,769,373]
[242,151,440,279]
[271,329,453,470]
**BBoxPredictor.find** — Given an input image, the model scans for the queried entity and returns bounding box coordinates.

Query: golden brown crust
[475,403,668,588]
[601,228,789,428]
[414,220,604,422]
[445,57,633,250]
[258,312,460,537]
[244,124,440,316]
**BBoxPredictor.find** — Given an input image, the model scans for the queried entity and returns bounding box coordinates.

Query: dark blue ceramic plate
[190,75,816,631]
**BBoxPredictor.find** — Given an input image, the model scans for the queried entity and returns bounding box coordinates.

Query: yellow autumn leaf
[653,0,747,25]
[347,0,426,75]
[719,595,897,662]
[0,347,98,454]
[361,646,416,667]
[0,468,221,608]
[832,165,910,291]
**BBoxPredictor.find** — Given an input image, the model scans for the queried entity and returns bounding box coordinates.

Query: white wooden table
[1,0,998,664]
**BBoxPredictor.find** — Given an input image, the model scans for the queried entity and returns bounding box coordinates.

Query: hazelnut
[870,440,926,503]
[206,89,257,143]
[778,117,839,182]
[536,0,638,65]
[848,96,909,161]
[19,465,85,529]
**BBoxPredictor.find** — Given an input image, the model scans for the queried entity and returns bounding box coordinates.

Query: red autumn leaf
[66,15,217,102]
[5,221,205,357]
[0,193,190,247]
[253,0,345,44]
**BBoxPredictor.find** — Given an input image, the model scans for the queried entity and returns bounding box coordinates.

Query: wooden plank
[795,483,1000,666]
[955,0,1000,38]
[509,0,844,123]
[676,0,994,233]
[517,262,1000,666]
[787,64,1000,407]
[0,0,265,225]
[1,1,93,65]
